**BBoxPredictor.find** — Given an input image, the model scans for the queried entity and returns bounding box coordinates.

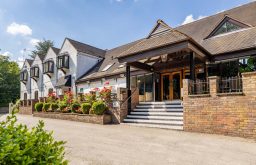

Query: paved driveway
[2,115,256,165]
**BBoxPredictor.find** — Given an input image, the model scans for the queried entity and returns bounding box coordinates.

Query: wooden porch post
[126,65,131,114]
[190,52,195,81]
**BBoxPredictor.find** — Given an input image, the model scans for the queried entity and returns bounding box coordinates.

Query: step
[121,123,183,130]
[139,101,182,105]
[133,108,183,112]
[127,115,183,121]
[130,111,183,116]
[123,118,183,126]
[136,105,183,108]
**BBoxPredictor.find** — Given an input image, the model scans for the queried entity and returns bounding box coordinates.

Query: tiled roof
[77,1,256,82]
[67,38,106,58]
[26,59,33,66]
[51,47,60,55]
[118,29,189,58]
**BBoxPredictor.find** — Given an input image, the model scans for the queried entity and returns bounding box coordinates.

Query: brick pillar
[208,76,219,97]
[31,100,38,113]
[182,79,189,99]
[242,72,256,96]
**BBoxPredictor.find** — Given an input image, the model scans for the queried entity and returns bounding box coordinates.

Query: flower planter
[33,112,112,125]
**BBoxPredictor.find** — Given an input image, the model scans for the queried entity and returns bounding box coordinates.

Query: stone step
[139,101,182,105]
[127,115,183,121]
[123,118,183,126]
[130,111,183,116]
[133,108,183,112]
[121,123,183,130]
[136,105,183,109]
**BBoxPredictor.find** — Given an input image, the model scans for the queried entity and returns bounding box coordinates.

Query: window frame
[43,60,54,74]
[57,55,69,69]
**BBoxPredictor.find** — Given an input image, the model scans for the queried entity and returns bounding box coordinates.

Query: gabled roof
[66,38,106,58]
[38,54,45,61]
[77,1,256,82]
[26,59,33,66]
[147,19,172,38]
[206,15,251,38]
[118,29,190,58]
[51,47,60,55]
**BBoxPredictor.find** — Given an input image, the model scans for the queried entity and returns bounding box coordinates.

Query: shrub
[92,101,106,115]
[0,105,68,164]
[84,92,96,104]
[81,103,91,114]
[51,103,59,111]
[59,102,68,112]
[71,102,80,113]
[35,102,43,112]
[43,103,51,112]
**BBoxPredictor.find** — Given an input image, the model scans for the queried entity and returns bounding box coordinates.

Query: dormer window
[207,16,250,38]
[43,60,54,74]
[57,55,69,70]
[30,66,39,79]
[20,70,28,83]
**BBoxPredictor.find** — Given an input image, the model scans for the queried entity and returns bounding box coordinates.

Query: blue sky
[0,0,253,66]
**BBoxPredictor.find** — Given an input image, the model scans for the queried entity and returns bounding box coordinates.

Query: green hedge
[81,103,91,114]
[35,102,43,112]
[91,101,106,115]
[43,103,51,112]
[51,103,59,111]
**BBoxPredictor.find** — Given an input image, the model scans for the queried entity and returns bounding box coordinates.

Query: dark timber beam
[126,65,131,114]
[118,41,189,63]
[190,52,195,81]
[128,61,154,72]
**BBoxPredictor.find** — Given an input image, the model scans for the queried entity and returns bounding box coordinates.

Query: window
[102,63,114,72]
[214,21,242,36]
[208,17,249,38]
[20,70,28,81]
[30,66,39,78]
[57,55,69,69]
[43,61,54,73]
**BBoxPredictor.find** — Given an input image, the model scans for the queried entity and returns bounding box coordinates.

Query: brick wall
[183,72,256,139]
[109,88,139,124]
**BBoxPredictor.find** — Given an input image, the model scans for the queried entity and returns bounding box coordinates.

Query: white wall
[30,55,43,99]
[76,77,126,94]
[57,39,102,95]
[58,39,78,95]
[77,53,101,79]
[43,48,58,97]
[20,60,31,100]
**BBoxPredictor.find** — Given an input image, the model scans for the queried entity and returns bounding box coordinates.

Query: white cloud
[1,51,12,57]
[6,22,32,36]
[29,38,40,46]
[14,57,25,68]
[115,0,123,2]
[182,14,206,25]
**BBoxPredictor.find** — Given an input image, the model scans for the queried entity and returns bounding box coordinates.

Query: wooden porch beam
[128,61,154,72]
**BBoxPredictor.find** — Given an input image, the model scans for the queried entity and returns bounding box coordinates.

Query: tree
[0,55,20,107]
[239,57,256,73]
[30,39,54,58]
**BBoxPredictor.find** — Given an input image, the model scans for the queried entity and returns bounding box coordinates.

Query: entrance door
[161,72,182,100]
[172,72,181,100]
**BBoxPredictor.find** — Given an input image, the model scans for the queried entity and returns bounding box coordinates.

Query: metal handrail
[218,77,243,93]
[188,79,210,95]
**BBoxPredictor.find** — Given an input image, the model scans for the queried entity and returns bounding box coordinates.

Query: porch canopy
[117,27,211,80]
[116,24,210,111]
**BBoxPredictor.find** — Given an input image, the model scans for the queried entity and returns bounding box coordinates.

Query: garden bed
[33,112,112,125]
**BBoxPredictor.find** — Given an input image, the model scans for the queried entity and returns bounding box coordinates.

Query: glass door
[161,71,182,101]
[162,74,171,101]
[172,72,181,100]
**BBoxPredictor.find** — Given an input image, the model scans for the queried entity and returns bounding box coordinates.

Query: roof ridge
[66,37,105,51]
[175,1,256,29]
